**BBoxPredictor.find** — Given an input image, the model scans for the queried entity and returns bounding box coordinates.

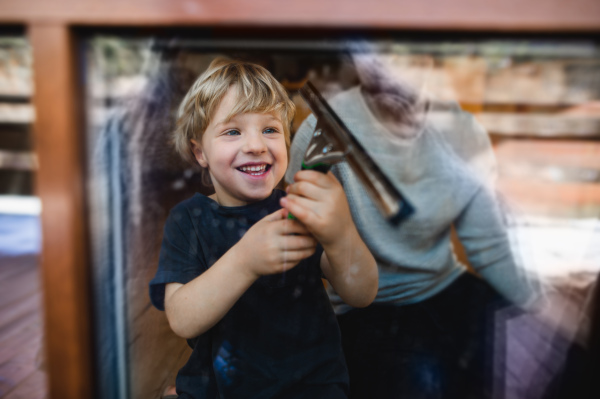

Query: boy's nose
[243,132,267,154]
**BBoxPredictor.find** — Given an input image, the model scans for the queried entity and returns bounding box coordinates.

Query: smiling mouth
[237,164,271,176]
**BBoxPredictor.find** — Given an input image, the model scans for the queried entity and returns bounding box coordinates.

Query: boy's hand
[281,170,352,249]
[235,208,317,278]
[164,208,317,339]
[282,169,378,308]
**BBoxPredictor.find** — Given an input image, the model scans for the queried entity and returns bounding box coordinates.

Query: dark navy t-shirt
[149,190,349,399]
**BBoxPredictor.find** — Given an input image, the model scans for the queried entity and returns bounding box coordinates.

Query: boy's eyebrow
[213,113,282,128]
[263,114,283,123]
[213,118,232,128]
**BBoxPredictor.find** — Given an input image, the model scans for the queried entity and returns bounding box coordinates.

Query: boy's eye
[224,130,240,136]
[263,127,279,134]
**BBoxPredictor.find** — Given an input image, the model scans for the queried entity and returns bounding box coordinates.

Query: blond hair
[174,58,295,166]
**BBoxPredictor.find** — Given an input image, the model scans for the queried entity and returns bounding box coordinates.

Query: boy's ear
[190,139,208,168]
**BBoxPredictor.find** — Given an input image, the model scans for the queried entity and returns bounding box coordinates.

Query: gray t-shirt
[286,86,536,312]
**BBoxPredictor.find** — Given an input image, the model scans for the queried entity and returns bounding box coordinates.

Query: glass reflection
[84,36,600,399]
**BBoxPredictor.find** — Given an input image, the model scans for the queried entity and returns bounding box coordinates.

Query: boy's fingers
[281,247,317,264]
[286,181,322,201]
[280,195,317,225]
[281,235,317,250]
[272,217,311,236]
[293,170,335,188]
[262,208,287,222]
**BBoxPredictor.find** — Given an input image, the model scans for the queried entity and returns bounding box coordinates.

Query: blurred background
[0,1,599,399]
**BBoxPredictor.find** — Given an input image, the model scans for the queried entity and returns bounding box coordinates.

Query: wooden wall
[0,1,599,398]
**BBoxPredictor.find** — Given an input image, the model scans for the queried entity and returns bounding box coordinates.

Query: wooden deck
[0,254,47,399]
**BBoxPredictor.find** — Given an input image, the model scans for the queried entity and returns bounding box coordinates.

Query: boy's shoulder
[169,190,285,222]
[171,192,207,212]
[167,193,214,223]
[174,192,212,208]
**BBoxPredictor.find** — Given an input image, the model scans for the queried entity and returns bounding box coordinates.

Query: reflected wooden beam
[29,23,94,399]
[1,0,600,31]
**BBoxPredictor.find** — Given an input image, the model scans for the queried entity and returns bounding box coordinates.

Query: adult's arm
[455,186,540,308]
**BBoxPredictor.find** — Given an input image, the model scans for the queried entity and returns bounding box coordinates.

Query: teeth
[239,164,267,174]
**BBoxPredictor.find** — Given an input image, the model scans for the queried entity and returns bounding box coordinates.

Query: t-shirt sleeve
[149,207,206,311]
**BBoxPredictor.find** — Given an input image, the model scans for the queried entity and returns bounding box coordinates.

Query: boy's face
[192,86,288,207]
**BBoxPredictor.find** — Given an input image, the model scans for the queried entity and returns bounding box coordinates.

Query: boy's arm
[282,171,378,308]
[164,247,258,339]
[318,227,378,308]
[164,209,317,339]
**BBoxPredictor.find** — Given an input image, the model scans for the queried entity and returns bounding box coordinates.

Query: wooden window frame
[0,1,599,398]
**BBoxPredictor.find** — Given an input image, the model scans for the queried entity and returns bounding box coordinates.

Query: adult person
[286,48,540,399]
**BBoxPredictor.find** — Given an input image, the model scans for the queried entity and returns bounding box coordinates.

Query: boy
[149,58,377,399]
